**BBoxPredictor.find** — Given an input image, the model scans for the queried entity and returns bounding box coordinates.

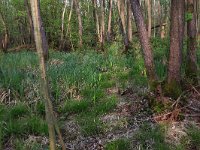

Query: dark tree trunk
[186,0,198,80]
[130,0,157,83]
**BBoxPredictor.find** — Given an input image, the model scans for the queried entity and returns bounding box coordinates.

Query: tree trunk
[92,0,100,42]
[117,0,129,50]
[30,0,56,149]
[186,0,198,80]
[0,12,8,53]
[74,0,83,47]
[100,0,105,50]
[166,0,185,96]
[130,0,157,83]
[147,0,151,37]
[107,0,113,42]
[127,0,133,43]
[24,0,34,44]
[59,0,68,50]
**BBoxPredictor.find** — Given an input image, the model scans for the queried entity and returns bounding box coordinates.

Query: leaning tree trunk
[130,0,157,83]
[186,0,198,80]
[166,0,185,97]
[30,1,66,150]
[30,0,48,60]
[74,0,83,48]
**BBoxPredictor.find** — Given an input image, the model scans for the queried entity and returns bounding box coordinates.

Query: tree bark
[147,0,151,37]
[130,0,157,82]
[59,0,68,50]
[117,0,129,50]
[0,12,8,53]
[24,0,34,44]
[127,0,133,43]
[92,0,100,42]
[74,0,83,47]
[100,0,105,50]
[107,0,113,42]
[167,0,185,86]
[30,0,56,149]
[186,0,198,79]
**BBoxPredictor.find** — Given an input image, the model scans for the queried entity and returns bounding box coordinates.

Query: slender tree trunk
[158,1,164,38]
[186,0,198,79]
[66,0,74,35]
[0,12,8,53]
[117,0,129,50]
[59,0,68,50]
[107,0,113,42]
[92,0,100,42]
[24,0,34,44]
[130,0,157,83]
[147,0,151,37]
[30,0,56,149]
[167,0,185,91]
[100,0,105,50]
[127,0,133,43]
[74,0,83,47]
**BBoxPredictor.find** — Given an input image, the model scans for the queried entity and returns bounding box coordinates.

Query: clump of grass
[60,99,90,114]
[25,116,48,136]
[9,103,30,119]
[133,123,169,150]
[93,96,117,115]
[77,114,104,136]
[35,101,45,116]
[187,125,200,149]
[105,139,130,150]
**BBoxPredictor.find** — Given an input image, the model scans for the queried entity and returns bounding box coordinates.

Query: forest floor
[0,42,200,150]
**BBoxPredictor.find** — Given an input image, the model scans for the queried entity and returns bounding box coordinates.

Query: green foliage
[77,114,104,136]
[187,126,200,149]
[105,139,130,150]
[9,103,29,119]
[133,124,169,150]
[185,12,193,22]
[60,99,90,114]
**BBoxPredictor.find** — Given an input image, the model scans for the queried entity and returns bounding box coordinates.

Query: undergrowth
[0,39,199,148]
